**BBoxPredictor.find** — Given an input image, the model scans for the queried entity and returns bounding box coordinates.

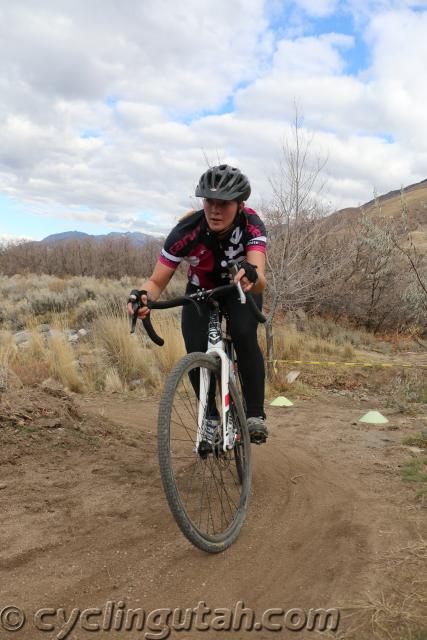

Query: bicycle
[130,268,266,553]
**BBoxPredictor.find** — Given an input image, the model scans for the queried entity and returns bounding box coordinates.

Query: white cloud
[346,0,427,21]
[0,1,426,235]
[0,0,271,114]
[364,9,427,148]
[273,33,354,76]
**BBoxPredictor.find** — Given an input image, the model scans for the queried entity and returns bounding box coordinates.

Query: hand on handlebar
[233,269,254,293]
[128,296,150,320]
[231,261,258,293]
[127,289,152,334]
[127,289,152,318]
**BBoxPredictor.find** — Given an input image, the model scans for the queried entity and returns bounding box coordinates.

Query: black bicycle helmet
[195,164,251,202]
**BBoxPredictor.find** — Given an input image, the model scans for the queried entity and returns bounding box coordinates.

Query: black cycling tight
[181,283,265,418]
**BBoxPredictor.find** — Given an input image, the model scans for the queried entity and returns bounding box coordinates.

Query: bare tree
[263,109,345,378]
[354,210,399,331]
[392,190,427,322]
[320,190,427,335]
[0,236,163,279]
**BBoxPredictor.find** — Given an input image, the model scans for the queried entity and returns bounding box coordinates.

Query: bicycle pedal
[250,431,267,445]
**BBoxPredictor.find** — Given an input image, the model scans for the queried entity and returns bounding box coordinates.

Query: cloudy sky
[1,0,426,241]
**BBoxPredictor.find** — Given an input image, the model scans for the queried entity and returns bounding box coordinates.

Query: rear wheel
[157,352,251,553]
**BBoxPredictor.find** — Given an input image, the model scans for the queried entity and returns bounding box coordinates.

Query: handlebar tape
[142,315,164,346]
[134,286,266,345]
[246,293,267,323]
[140,297,201,346]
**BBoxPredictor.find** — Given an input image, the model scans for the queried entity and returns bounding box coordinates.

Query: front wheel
[157,352,251,553]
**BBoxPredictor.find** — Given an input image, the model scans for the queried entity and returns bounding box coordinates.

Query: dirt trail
[1,387,426,639]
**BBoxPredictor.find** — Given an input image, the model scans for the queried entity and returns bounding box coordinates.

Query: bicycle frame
[196,304,238,452]
[131,269,264,455]
[131,267,266,552]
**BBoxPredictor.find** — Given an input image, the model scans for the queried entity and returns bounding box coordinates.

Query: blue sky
[1,0,427,242]
[0,195,116,239]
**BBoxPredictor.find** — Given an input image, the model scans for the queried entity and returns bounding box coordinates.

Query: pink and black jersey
[159,207,267,288]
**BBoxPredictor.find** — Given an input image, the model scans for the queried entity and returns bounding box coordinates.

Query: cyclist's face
[203,198,242,232]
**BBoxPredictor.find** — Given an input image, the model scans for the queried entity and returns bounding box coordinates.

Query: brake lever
[130,300,140,334]
[228,263,246,304]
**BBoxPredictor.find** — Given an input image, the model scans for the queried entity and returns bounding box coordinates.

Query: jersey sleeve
[159,226,184,270]
[158,210,203,269]
[244,208,267,254]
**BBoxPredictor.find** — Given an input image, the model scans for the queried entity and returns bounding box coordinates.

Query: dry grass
[79,352,106,392]
[381,534,427,569]
[305,315,382,350]
[45,334,84,393]
[336,534,427,640]
[77,306,185,391]
[0,304,185,393]
[259,322,366,397]
[47,278,69,293]
[5,306,424,405]
[0,330,20,390]
[103,366,126,393]
[0,274,135,331]
[26,328,47,360]
[402,433,427,449]
[342,342,355,360]
[257,316,427,402]
[149,311,186,375]
[4,274,421,401]
[12,357,51,387]
[260,323,361,364]
[260,327,299,360]
[384,370,427,409]
[340,588,427,640]
[1,324,51,387]
[266,369,318,399]
[94,315,138,380]
[0,330,17,369]
[92,310,157,389]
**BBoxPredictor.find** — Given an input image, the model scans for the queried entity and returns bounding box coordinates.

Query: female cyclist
[128,164,268,443]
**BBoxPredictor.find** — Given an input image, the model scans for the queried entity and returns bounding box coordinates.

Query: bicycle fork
[196,309,236,452]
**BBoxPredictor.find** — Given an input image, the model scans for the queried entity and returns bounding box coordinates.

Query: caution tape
[270,359,427,370]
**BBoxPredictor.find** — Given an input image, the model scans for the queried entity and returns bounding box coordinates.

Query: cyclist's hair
[178,209,196,221]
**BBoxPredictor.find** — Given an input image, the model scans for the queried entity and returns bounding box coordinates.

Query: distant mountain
[40,231,89,244]
[41,230,154,246]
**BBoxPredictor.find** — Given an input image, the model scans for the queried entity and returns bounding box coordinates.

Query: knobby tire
[157,352,251,553]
